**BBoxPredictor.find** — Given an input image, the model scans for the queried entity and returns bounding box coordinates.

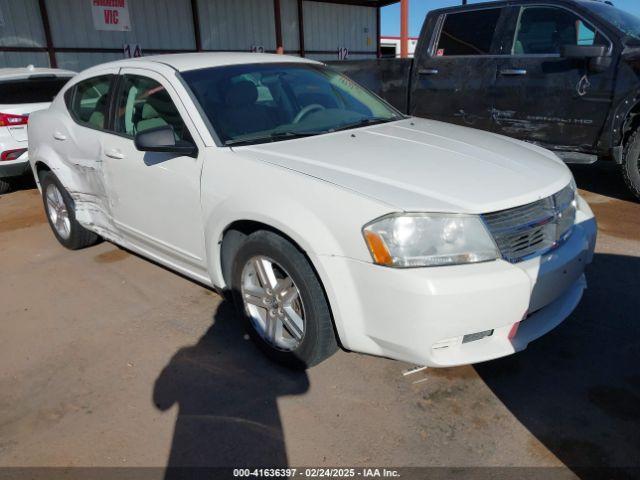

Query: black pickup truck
[329,0,640,199]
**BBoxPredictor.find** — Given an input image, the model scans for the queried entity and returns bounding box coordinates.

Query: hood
[237,118,572,214]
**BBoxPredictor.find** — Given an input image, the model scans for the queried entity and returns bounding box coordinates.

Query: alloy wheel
[240,255,306,351]
[45,183,71,240]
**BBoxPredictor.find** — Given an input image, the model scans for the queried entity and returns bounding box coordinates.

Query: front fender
[200,151,392,289]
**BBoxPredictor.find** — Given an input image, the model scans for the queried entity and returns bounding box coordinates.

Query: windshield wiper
[329,117,398,133]
[270,130,322,140]
[225,130,321,147]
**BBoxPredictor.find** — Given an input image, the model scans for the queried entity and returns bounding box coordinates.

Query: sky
[381,0,640,37]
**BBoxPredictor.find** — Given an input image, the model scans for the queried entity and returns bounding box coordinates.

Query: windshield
[181,63,402,146]
[584,2,640,41]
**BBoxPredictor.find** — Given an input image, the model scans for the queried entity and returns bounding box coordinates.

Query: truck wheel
[230,230,338,369]
[0,178,11,195]
[40,171,100,250]
[622,129,640,200]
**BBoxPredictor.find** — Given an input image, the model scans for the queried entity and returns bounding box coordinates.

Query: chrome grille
[483,184,577,263]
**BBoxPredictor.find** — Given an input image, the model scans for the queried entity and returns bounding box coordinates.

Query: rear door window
[513,6,610,55]
[0,77,71,104]
[113,74,192,142]
[436,8,503,56]
[66,75,113,130]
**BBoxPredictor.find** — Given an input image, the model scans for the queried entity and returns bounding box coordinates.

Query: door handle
[53,131,67,141]
[105,148,124,160]
[499,68,527,76]
[419,68,439,75]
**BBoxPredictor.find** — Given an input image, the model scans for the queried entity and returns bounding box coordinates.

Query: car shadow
[570,162,638,203]
[153,299,309,476]
[475,253,640,473]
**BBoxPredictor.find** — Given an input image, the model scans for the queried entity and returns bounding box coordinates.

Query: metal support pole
[38,0,57,67]
[274,0,284,54]
[376,6,381,58]
[400,0,409,58]
[191,0,202,51]
[297,0,305,57]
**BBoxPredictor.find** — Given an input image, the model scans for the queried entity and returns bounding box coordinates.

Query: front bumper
[316,196,597,367]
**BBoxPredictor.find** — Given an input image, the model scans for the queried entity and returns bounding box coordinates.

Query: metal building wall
[0,0,380,70]
[197,0,276,52]
[303,1,376,60]
[0,0,49,67]
[45,0,195,71]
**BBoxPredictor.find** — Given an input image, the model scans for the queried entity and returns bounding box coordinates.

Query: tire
[622,128,640,200]
[40,171,100,250]
[230,230,338,369]
[0,177,11,195]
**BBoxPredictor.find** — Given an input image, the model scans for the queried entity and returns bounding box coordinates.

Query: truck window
[435,8,502,56]
[513,7,608,55]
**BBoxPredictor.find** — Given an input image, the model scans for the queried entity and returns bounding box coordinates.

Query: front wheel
[41,172,100,250]
[230,230,338,369]
[622,128,640,200]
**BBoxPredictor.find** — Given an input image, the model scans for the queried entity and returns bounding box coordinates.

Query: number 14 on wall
[123,44,142,58]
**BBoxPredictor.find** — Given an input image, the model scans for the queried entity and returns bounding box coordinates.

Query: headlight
[363,213,500,268]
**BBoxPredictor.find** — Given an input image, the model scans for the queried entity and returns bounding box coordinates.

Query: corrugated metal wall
[46,0,195,50]
[0,0,49,67]
[0,0,45,47]
[303,2,376,58]
[0,0,378,70]
[198,0,275,51]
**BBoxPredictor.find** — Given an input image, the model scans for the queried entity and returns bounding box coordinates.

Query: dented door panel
[42,70,120,242]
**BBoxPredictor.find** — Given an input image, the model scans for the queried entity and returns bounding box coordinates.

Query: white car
[0,66,75,193]
[28,53,597,369]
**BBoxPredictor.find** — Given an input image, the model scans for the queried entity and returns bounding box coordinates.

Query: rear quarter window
[0,77,71,104]
[65,75,113,130]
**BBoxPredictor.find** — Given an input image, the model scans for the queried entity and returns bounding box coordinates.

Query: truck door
[492,5,615,156]
[410,6,507,132]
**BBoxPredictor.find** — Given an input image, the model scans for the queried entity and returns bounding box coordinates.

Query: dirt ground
[0,163,638,475]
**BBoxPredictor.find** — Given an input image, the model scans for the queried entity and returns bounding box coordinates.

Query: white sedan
[0,65,74,193]
[28,53,597,369]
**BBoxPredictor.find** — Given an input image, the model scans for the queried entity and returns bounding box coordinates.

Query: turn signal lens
[363,230,393,266]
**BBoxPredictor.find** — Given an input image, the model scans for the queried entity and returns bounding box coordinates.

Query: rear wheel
[230,230,338,369]
[40,172,99,250]
[0,178,11,194]
[622,128,640,200]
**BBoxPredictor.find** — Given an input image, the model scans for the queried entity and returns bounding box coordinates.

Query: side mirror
[134,125,197,157]
[561,45,612,73]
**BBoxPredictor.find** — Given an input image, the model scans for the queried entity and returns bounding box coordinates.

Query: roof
[429,0,614,13]
[0,66,76,80]
[84,52,320,74]
[321,0,399,6]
